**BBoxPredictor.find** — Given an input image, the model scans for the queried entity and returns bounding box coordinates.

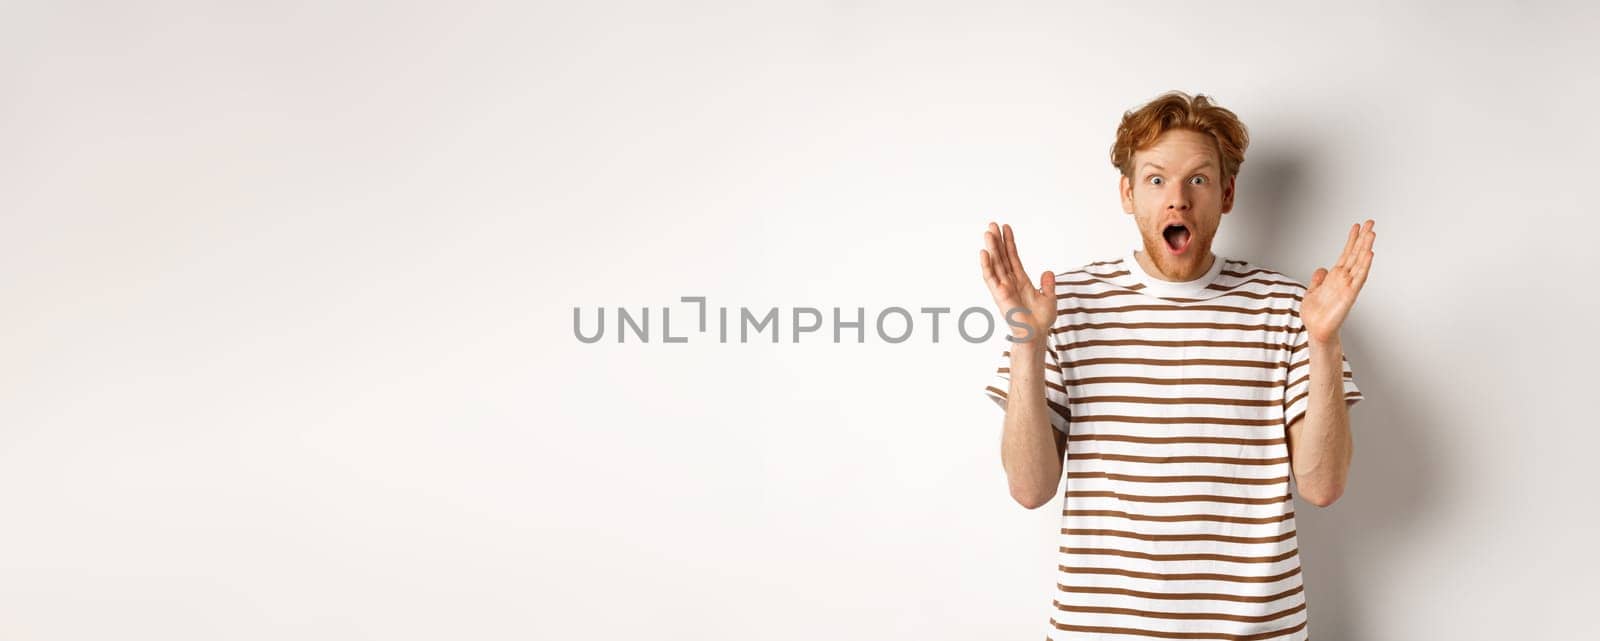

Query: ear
[1119,174,1134,213]
[1220,174,1237,213]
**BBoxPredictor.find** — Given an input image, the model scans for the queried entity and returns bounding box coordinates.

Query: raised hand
[979,222,1057,344]
[1303,219,1376,344]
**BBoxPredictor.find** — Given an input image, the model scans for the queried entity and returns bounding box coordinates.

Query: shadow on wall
[1241,145,1439,641]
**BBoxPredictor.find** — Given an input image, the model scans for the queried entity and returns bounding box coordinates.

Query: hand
[979,222,1057,344]
[1303,219,1376,344]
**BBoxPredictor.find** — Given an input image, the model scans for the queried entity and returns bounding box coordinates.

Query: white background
[4,1,1598,639]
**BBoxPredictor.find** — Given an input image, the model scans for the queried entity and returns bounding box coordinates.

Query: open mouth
[1162,223,1193,254]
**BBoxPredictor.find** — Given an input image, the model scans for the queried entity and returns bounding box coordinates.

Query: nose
[1165,182,1191,212]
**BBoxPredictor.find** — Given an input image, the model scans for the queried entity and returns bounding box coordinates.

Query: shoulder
[1221,260,1311,325]
[1224,258,1306,292]
[1047,255,1131,296]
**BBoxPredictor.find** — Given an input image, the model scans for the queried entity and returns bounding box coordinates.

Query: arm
[999,340,1069,509]
[1287,336,1355,506]
[1288,219,1376,507]
[979,222,1067,510]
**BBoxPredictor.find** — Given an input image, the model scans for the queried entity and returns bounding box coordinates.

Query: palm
[1303,220,1377,344]
[979,222,1057,343]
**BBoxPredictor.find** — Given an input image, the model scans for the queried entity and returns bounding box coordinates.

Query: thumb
[1039,270,1055,294]
[1310,267,1328,289]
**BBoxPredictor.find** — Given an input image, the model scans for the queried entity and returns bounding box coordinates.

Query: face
[1119,128,1236,280]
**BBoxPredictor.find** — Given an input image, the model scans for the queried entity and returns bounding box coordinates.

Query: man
[979,90,1376,640]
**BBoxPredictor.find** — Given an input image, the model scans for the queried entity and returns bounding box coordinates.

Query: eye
[1190,175,1207,185]
[1147,175,1163,186]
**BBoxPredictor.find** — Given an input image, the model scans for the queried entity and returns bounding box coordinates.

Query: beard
[1141,226,1213,280]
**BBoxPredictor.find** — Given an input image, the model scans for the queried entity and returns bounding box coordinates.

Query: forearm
[1292,336,1354,506]
[999,340,1062,508]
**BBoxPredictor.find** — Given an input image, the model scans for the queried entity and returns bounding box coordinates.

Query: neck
[1135,247,1216,282]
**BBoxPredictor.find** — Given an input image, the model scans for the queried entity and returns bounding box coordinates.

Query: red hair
[1110,91,1250,182]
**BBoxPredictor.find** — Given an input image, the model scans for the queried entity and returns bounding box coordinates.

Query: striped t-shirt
[983,248,1363,641]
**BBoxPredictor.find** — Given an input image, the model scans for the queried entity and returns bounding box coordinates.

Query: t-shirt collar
[1125,247,1226,299]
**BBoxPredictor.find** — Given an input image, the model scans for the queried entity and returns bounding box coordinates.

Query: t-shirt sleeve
[982,328,1072,434]
[1283,314,1364,431]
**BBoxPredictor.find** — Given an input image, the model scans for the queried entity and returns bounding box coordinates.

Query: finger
[1350,247,1374,292]
[1339,219,1376,274]
[1350,220,1377,276]
[1350,227,1376,290]
[984,226,1010,288]
[1003,223,1034,287]
[995,226,1012,279]
[987,222,1006,278]
[980,249,1001,292]
[1334,222,1359,273]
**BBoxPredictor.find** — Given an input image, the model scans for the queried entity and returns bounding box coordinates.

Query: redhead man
[980,90,1376,640]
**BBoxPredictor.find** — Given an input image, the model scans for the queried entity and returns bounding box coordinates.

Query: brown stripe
[1069,452,1289,465]
[1066,490,1292,505]
[1067,471,1289,486]
[1069,434,1284,446]
[1056,321,1294,333]
[1071,395,1280,408]
[1062,545,1299,564]
[1057,337,1288,351]
[1223,267,1297,281]
[1060,303,1295,316]
[1217,275,1303,289]
[1064,509,1295,525]
[1071,375,1280,388]
[1110,295,1286,304]
[1063,289,1151,300]
[1058,582,1304,603]
[1059,563,1302,583]
[1063,356,1287,370]
[1051,619,1307,640]
[1063,288,1302,304]
[1203,288,1303,302]
[1054,600,1305,624]
[1070,415,1283,427]
[1062,528,1296,545]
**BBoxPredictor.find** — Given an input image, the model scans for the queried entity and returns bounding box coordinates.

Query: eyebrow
[1141,161,1216,173]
